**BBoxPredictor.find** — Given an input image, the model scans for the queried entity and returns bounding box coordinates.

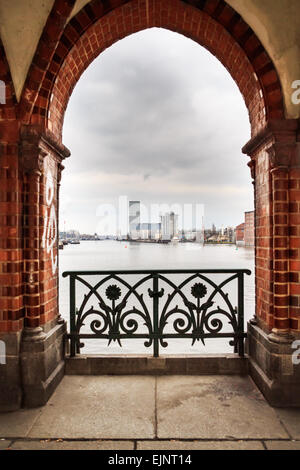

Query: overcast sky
[61,28,253,235]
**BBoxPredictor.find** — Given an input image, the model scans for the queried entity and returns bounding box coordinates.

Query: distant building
[60,230,80,242]
[235,223,245,246]
[244,211,255,247]
[235,211,255,247]
[185,231,196,241]
[196,230,205,243]
[137,223,161,240]
[129,201,140,239]
[224,226,235,243]
[161,212,179,240]
[80,233,98,240]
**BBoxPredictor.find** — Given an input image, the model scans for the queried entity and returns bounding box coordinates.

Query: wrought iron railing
[62,269,251,357]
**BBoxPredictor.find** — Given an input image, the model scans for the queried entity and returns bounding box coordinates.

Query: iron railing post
[237,272,245,357]
[153,273,159,357]
[70,274,76,357]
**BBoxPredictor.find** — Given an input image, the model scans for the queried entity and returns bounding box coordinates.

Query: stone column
[247,159,258,327]
[268,143,294,342]
[19,126,70,408]
[243,119,300,406]
[22,151,44,329]
[56,163,65,325]
[0,122,23,411]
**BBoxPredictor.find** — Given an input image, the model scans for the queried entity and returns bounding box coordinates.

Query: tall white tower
[161,212,178,240]
[129,201,140,239]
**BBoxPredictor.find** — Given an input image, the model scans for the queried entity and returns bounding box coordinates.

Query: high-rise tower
[129,201,140,240]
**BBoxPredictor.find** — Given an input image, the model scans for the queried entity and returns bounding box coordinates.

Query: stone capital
[242,118,299,159]
[247,159,256,180]
[20,124,71,174]
[267,142,298,170]
[21,148,46,175]
[57,163,65,183]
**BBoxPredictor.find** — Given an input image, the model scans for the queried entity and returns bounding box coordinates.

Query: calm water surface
[59,241,255,355]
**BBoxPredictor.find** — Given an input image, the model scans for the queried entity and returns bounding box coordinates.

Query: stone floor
[0,375,300,450]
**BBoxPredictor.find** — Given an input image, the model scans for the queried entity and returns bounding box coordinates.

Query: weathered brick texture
[42,0,283,138]
[243,120,300,334]
[0,0,298,337]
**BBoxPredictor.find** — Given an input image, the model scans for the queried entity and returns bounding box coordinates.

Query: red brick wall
[0,135,24,333]
[45,0,281,138]
[39,154,59,327]
[17,0,284,138]
[244,211,255,246]
[255,144,273,329]
[289,168,300,331]
[243,120,300,333]
[0,35,23,333]
[1,0,296,336]
[235,223,245,242]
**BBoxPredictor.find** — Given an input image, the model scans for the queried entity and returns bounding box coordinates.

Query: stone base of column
[20,321,66,408]
[247,322,300,407]
[0,332,23,412]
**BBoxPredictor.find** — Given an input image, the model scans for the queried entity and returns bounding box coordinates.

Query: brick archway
[1,0,300,411]
[24,0,290,336]
[20,0,284,139]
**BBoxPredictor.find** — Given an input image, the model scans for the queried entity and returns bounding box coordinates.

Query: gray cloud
[61,28,253,232]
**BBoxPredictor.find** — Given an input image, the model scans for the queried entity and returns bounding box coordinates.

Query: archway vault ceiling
[0,0,299,118]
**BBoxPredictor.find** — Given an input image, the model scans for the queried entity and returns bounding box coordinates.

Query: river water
[59,240,255,355]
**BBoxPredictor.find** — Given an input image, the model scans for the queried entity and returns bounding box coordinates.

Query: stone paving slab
[157,376,289,440]
[137,440,265,450]
[0,408,42,438]
[265,441,300,450]
[0,375,297,444]
[0,440,12,450]
[275,409,300,440]
[3,439,300,451]
[9,440,135,450]
[28,376,156,439]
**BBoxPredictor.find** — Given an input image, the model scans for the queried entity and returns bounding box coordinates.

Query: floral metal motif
[191,283,207,299]
[64,270,249,357]
[105,284,121,301]
[158,277,227,347]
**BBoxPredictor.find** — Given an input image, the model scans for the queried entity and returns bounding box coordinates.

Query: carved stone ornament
[57,163,65,184]
[266,143,295,170]
[20,124,71,174]
[247,159,256,180]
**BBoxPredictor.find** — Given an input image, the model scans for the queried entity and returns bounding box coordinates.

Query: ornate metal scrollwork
[73,275,154,351]
[64,269,250,357]
[157,275,238,349]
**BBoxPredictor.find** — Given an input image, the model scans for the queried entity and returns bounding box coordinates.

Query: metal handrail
[63,269,251,358]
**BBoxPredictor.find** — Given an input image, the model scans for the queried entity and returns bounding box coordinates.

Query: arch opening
[19,0,290,338]
[59,27,255,356]
[22,0,285,140]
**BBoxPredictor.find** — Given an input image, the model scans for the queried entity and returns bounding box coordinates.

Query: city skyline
[61,219,246,237]
[61,195,246,236]
[60,210,255,246]
[61,196,246,236]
